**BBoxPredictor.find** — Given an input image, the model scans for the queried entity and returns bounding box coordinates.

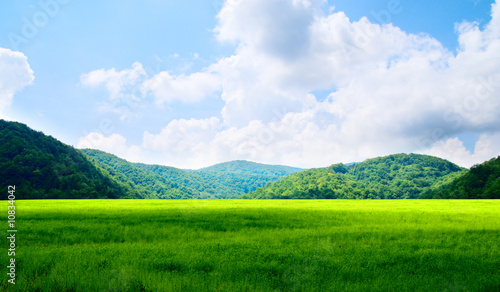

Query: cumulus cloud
[215,0,326,60]
[0,48,34,117]
[421,132,500,168]
[79,0,500,168]
[142,117,222,168]
[81,61,221,112]
[143,70,221,104]
[80,62,146,100]
[77,132,144,163]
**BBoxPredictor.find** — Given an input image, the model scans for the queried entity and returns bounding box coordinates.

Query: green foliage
[2,199,498,291]
[424,156,500,199]
[197,160,303,176]
[348,153,466,199]
[2,119,497,200]
[244,154,467,199]
[85,150,302,199]
[83,149,198,199]
[0,120,130,199]
[243,165,378,199]
[0,119,302,200]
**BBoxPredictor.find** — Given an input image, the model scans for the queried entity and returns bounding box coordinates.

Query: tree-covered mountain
[190,160,304,197]
[82,149,198,199]
[243,154,468,199]
[422,156,500,199]
[2,119,498,200]
[197,160,303,176]
[83,151,303,199]
[0,120,131,199]
[132,163,230,198]
[131,158,302,198]
[0,119,302,199]
[349,154,465,199]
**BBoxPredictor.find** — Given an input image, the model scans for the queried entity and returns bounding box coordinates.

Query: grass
[1,199,499,291]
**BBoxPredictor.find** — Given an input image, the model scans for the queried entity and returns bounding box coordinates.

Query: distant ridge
[243,153,468,199]
[82,151,302,199]
[1,119,498,200]
[197,160,304,176]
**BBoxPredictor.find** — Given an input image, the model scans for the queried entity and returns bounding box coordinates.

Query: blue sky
[1,0,499,169]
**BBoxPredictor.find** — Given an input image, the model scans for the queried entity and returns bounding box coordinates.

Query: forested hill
[82,149,302,198]
[2,119,498,200]
[423,156,500,199]
[197,160,303,176]
[0,120,130,199]
[82,149,199,199]
[243,154,468,199]
[134,161,302,198]
[0,119,302,199]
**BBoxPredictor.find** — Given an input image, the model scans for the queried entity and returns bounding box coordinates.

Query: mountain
[348,154,465,198]
[2,119,497,200]
[132,163,230,198]
[423,156,500,199]
[197,160,303,176]
[0,120,130,199]
[243,154,467,199]
[83,151,303,199]
[191,160,304,197]
[0,119,303,199]
[82,149,198,199]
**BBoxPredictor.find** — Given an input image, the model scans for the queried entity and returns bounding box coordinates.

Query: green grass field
[1,200,499,291]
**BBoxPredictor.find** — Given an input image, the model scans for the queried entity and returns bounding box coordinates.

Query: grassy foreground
[1,200,499,291]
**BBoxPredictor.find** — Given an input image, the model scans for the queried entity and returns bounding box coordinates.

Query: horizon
[4,116,483,171]
[1,0,500,169]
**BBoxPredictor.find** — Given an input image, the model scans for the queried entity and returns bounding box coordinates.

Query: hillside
[0,120,130,199]
[423,156,500,199]
[349,154,465,198]
[132,163,228,198]
[0,119,303,199]
[197,160,303,176]
[3,119,498,200]
[82,149,198,199]
[242,165,376,199]
[243,154,467,199]
[83,151,303,199]
[193,160,304,196]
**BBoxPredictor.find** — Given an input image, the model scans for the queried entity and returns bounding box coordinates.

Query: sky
[1,0,500,169]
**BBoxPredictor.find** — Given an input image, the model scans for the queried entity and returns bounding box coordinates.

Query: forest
[1,119,498,200]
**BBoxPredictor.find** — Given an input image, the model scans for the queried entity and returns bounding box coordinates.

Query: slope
[81,149,198,199]
[0,119,130,199]
[423,156,500,199]
[349,153,466,199]
[244,154,466,199]
[133,163,234,199]
[197,160,303,176]
[242,164,377,199]
[135,160,304,198]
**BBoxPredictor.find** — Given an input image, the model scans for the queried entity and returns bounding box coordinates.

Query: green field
[2,200,499,291]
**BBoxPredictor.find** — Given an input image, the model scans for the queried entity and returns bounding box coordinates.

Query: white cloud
[216,0,326,60]
[205,0,500,166]
[421,132,500,168]
[142,117,222,168]
[80,62,146,100]
[0,48,34,117]
[143,70,221,104]
[78,1,500,169]
[77,132,144,163]
[82,61,222,110]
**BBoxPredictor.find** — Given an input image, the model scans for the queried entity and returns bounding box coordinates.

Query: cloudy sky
[1,0,499,169]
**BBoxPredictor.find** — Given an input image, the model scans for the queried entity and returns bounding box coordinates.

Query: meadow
[1,199,499,291]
